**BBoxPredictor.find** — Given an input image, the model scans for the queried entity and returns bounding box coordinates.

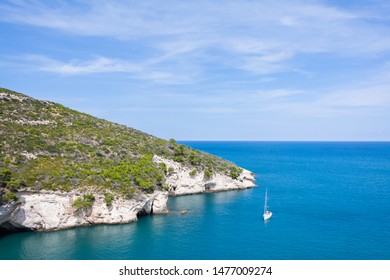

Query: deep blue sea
[1,141,389,260]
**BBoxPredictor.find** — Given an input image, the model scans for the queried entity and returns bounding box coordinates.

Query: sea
[1,141,389,260]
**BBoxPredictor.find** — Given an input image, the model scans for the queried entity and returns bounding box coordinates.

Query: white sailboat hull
[263,188,272,221]
[263,210,272,221]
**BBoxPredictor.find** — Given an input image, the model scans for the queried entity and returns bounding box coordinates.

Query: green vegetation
[0,87,243,199]
[229,166,243,179]
[203,169,213,180]
[173,144,186,162]
[159,162,167,174]
[2,191,18,204]
[189,169,197,177]
[131,154,163,193]
[72,194,95,210]
[0,168,19,205]
[169,138,176,146]
[104,193,115,207]
[0,169,12,188]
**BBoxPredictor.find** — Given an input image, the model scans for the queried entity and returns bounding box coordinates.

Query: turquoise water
[1,141,389,260]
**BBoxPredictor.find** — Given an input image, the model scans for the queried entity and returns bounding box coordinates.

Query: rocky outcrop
[0,201,20,225]
[153,155,256,196]
[0,190,168,232]
[0,156,255,233]
[151,192,169,214]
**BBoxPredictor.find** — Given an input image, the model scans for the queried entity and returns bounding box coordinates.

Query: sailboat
[263,188,272,221]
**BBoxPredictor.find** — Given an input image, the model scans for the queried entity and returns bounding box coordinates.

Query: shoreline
[0,163,256,234]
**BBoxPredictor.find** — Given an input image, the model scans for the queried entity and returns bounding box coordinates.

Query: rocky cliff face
[0,190,168,232]
[153,155,256,195]
[0,156,255,232]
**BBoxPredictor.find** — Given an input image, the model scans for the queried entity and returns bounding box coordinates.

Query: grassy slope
[0,88,242,199]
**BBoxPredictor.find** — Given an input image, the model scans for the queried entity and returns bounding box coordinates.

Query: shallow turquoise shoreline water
[1,141,389,260]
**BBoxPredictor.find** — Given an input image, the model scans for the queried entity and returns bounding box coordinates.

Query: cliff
[153,155,255,195]
[0,160,255,231]
[0,87,256,232]
[0,191,168,232]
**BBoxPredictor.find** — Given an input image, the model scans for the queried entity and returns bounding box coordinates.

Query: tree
[169,138,176,146]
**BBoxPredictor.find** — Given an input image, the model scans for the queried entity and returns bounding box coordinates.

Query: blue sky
[1,0,390,140]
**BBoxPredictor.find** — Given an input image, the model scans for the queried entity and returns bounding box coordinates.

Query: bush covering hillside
[0,88,242,203]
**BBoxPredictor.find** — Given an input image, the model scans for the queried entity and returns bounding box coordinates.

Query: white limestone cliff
[153,155,256,195]
[0,190,167,232]
[0,156,255,232]
[0,201,20,225]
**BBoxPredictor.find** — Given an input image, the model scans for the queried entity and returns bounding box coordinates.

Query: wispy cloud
[2,0,390,79]
[24,55,139,74]
[318,81,390,108]
[19,54,200,85]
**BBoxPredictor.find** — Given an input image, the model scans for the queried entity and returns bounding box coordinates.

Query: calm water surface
[1,142,389,259]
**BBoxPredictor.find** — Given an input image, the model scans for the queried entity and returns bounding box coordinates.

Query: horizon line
[177,140,390,142]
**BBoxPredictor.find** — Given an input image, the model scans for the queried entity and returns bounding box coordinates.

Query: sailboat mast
[264,188,267,213]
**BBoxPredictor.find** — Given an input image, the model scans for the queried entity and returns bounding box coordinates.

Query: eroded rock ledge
[0,156,255,233]
[0,191,168,232]
[153,155,256,195]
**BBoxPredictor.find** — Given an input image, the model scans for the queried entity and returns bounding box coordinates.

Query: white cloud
[1,0,389,91]
[19,54,200,84]
[319,83,390,108]
[2,0,390,61]
[23,55,140,74]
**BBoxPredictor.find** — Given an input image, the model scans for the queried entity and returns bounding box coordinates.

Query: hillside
[0,87,246,205]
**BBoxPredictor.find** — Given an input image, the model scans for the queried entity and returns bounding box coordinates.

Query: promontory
[0,88,255,233]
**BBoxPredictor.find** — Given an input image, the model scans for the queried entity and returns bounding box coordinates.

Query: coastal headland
[0,88,255,233]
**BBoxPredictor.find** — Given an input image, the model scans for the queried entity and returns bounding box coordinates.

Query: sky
[1,0,390,141]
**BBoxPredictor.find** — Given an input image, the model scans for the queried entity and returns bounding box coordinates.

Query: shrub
[72,197,84,209]
[159,162,167,174]
[189,169,197,177]
[174,155,184,162]
[189,151,201,166]
[72,194,95,209]
[203,169,213,180]
[83,194,95,203]
[104,193,115,207]
[174,145,186,157]
[121,186,135,199]
[2,191,19,203]
[0,168,12,188]
[229,166,243,179]
[8,179,22,189]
